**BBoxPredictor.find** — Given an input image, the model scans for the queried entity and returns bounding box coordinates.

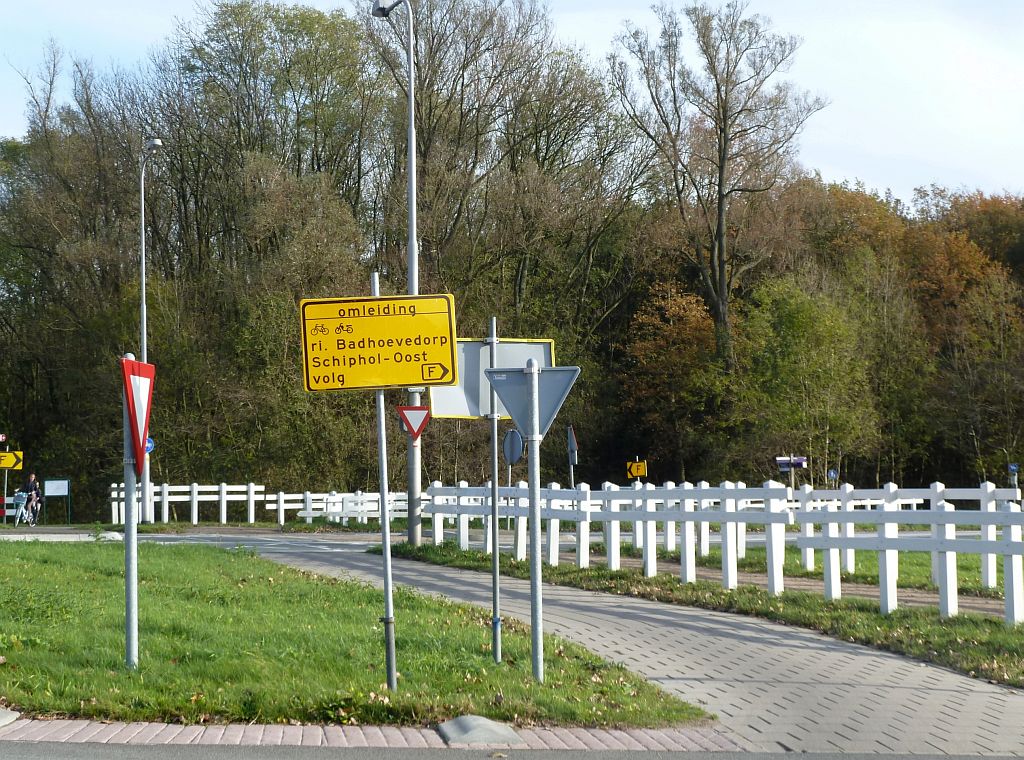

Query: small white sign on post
[44,479,70,497]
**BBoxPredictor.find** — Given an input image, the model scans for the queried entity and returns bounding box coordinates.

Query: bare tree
[611,0,825,364]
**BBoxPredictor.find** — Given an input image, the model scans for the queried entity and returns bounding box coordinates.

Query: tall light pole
[372,0,423,546]
[140,137,161,524]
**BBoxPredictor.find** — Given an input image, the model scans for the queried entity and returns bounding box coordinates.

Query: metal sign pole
[122,353,139,670]
[487,317,502,663]
[567,426,577,489]
[526,358,544,682]
[2,444,7,525]
[372,273,398,692]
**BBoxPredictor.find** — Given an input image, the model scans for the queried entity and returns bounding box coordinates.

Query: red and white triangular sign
[120,358,156,477]
[397,405,430,441]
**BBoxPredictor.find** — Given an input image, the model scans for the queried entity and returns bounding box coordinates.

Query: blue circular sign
[145,437,155,454]
[502,429,524,466]
[827,468,838,481]
[1010,463,1020,474]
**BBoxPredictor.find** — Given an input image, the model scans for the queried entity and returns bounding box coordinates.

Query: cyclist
[21,473,41,526]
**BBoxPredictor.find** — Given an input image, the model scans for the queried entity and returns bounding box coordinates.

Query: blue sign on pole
[827,468,838,481]
[145,437,155,454]
[1010,463,1020,474]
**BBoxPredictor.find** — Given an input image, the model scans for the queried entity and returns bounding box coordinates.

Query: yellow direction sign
[300,294,458,392]
[626,460,647,479]
[0,451,24,470]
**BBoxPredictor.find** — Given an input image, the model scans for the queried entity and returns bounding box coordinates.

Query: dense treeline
[2,0,1023,519]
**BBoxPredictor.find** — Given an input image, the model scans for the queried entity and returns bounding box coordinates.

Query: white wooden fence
[110,478,1024,625]
[109,483,408,526]
[422,479,1024,627]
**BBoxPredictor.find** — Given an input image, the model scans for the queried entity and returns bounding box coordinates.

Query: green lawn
[0,542,700,727]
[388,542,1024,689]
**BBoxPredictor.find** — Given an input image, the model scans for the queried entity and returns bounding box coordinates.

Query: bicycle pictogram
[311,323,328,336]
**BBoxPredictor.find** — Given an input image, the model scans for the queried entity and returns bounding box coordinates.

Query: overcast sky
[3,0,1023,206]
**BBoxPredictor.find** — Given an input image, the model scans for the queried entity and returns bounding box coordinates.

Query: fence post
[631,481,644,551]
[929,481,945,584]
[823,501,841,601]
[980,481,997,588]
[800,484,815,571]
[218,482,228,524]
[879,483,900,614]
[937,500,958,618]
[327,491,338,523]
[576,483,591,569]
[431,481,445,545]
[247,482,256,524]
[190,482,199,525]
[698,480,711,557]
[457,481,470,551]
[484,480,494,555]
[546,483,561,567]
[663,481,677,552]
[642,483,657,578]
[680,482,696,584]
[840,482,855,572]
[301,491,312,525]
[604,483,620,571]
[764,481,785,596]
[514,481,529,561]
[721,481,738,590]
[354,490,367,525]
[736,481,747,560]
[1003,501,1024,626]
[160,483,169,524]
[277,491,285,526]
[110,484,120,524]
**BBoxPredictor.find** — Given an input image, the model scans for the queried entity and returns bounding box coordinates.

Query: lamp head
[144,137,163,154]
[372,0,407,18]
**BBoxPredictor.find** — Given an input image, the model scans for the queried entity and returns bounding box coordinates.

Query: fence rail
[109,483,409,526]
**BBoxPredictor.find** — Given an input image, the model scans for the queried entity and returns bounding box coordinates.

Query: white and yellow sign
[300,294,458,391]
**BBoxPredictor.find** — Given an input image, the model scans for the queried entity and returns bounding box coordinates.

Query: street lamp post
[140,137,161,524]
[372,0,422,546]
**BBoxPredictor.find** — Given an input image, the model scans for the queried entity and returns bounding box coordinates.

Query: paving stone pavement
[258,537,1024,755]
[0,719,735,750]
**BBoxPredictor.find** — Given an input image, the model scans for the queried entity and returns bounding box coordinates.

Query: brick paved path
[276,538,1024,755]
[0,718,734,750]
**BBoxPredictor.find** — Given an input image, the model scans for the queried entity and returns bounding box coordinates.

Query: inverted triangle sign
[484,366,580,438]
[120,358,156,477]
[397,405,431,441]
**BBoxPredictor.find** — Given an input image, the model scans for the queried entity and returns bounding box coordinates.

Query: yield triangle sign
[484,366,580,438]
[397,405,431,441]
[120,358,156,477]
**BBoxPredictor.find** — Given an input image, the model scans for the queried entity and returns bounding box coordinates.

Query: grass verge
[594,542,1004,598]
[0,542,701,727]
[388,542,1024,689]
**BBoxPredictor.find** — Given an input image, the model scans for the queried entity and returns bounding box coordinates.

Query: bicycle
[12,492,33,527]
